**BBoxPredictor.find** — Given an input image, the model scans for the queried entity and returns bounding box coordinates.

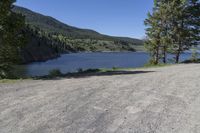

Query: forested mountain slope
[13,6,144,63]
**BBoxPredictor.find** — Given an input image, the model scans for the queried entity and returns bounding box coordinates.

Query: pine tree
[168,0,199,63]
[186,0,200,47]
[145,0,199,64]
[168,0,188,63]
[0,0,26,78]
[145,11,162,64]
[144,0,170,64]
[158,1,172,63]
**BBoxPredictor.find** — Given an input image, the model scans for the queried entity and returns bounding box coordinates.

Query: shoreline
[24,50,146,65]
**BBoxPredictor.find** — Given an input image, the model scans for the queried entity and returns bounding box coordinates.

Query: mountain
[13,6,144,63]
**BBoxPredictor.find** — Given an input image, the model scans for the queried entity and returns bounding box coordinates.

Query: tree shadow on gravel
[34,70,155,80]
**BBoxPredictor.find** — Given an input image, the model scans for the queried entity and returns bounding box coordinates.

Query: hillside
[13,6,144,63]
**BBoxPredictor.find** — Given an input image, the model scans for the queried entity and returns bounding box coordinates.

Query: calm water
[19,52,193,76]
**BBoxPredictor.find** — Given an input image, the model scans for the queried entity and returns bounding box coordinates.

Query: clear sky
[15,0,154,39]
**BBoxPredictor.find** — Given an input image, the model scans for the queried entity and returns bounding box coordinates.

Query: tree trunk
[155,46,159,64]
[175,51,180,63]
[162,46,167,63]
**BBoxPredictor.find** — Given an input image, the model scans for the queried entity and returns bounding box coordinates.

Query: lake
[19,52,193,77]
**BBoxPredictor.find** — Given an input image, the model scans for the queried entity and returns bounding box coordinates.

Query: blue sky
[15,0,154,39]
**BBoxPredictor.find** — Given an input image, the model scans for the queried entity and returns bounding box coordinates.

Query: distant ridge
[13,6,144,63]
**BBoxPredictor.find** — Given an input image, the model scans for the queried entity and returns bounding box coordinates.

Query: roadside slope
[0,64,200,133]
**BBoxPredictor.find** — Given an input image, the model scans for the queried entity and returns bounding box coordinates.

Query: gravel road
[0,64,200,133]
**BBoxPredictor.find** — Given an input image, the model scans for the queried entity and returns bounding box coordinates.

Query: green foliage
[48,69,62,77]
[12,6,144,57]
[77,68,83,73]
[13,6,143,44]
[182,59,200,63]
[76,68,101,73]
[0,79,21,84]
[83,69,101,73]
[191,48,199,62]
[0,64,15,79]
[0,0,26,79]
[144,63,170,68]
[112,67,119,70]
[145,0,200,64]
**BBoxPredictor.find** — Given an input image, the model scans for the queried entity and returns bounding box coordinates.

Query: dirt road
[0,64,200,133]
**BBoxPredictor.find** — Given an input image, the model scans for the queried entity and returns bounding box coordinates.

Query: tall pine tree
[145,0,171,64]
[0,0,26,78]
[145,0,200,64]
[145,11,162,64]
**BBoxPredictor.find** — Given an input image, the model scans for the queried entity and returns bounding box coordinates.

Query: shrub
[77,68,100,73]
[84,68,100,73]
[0,64,18,79]
[48,69,62,77]
[191,48,199,62]
[112,67,118,70]
[77,68,83,73]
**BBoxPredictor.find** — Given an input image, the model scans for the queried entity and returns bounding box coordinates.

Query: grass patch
[143,63,172,68]
[0,79,23,84]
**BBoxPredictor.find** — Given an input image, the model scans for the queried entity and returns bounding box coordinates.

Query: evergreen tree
[0,0,26,78]
[168,0,199,63]
[145,0,200,64]
[168,0,189,63]
[158,1,171,63]
[186,0,200,47]
[145,11,162,64]
[145,0,169,64]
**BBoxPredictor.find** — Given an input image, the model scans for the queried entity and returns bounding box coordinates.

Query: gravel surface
[0,64,200,133]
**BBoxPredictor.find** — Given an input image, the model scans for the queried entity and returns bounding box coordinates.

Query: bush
[77,68,83,73]
[84,68,100,73]
[191,48,199,62]
[48,69,62,77]
[182,59,200,63]
[112,67,118,70]
[77,68,100,73]
[0,64,18,79]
